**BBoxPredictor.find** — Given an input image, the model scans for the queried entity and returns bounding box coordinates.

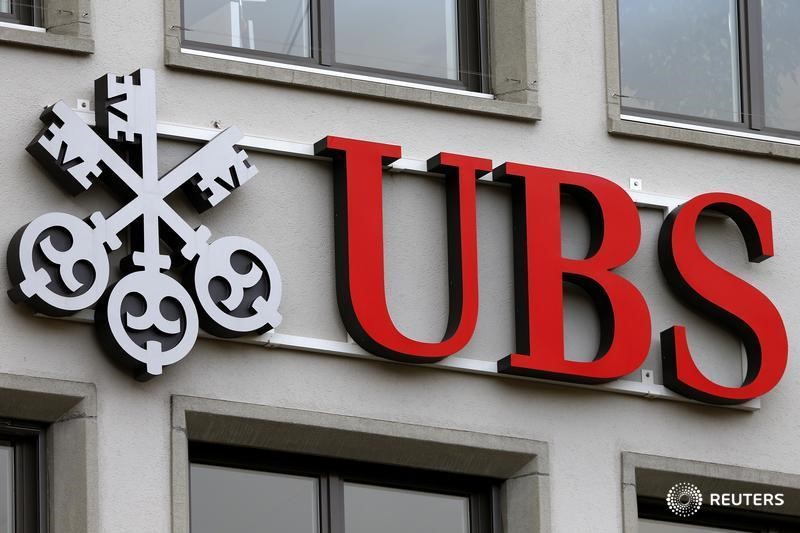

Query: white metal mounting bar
[77,109,687,210]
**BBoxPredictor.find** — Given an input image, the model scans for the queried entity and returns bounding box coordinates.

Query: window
[622,453,800,533]
[638,496,800,533]
[616,0,800,139]
[166,0,540,119]
[0,373,97,533]
[0,0,41,27]
[189,442,498,533]
[180,0,486,91]
[172,397,549,533]
[0,0,94,53]
[0,421,44,533]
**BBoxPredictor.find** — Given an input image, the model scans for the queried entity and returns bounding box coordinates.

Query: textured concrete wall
[0,0,798,532]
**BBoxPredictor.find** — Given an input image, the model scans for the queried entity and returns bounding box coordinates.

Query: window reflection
[334,0,460,80]
[184,0,312,58]
[0,445,13,533]
[619,0,741,122]
[761,0,800,132]
[190,464,320,533]
[344,482,470,533]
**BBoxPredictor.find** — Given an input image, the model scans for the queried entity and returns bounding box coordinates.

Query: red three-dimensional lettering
[315,136,491,363]
[494,163,652,383]
[658,193,788,405]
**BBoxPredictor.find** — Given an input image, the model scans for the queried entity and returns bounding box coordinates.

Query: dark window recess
[638,495,800,533]
[0,0,42,26]
[618,0,800,138]
[0,421,45,533]
[189,441,500,533]
[180,0,488,92]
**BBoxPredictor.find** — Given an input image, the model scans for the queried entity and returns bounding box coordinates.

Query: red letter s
[659,193,788,404]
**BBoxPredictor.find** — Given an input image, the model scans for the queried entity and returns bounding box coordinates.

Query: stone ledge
[609,117,800,162]
[0,24,93,54]
[621,452,800,532]
[164,44,541,121]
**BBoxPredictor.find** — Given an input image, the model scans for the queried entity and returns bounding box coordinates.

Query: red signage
[315,136,788,406]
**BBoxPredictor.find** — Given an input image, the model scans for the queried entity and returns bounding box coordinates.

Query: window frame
[179,0,489,92]
[171,396,550,533]
[604,0,800,159]
[0,0,42,27]
[165,0,541,120]
[638,495,800,533]
[621,452,800,533]
[617,0,800,141]
[189,441,499,533]
[0,374,98,533]
[0,420,46,533]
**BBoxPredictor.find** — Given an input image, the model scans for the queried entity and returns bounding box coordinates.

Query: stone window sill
[0,20,93,54]
[165,43,540,121]
[608,113,800,161]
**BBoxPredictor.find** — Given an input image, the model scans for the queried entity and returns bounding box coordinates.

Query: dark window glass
[189,442,498,533]
[0,422,44,533]
[190,464,320,533]
[0,0,41,25]
[0,444,13,533]
[638,496,800,533]
[761,0,800,132]
[181,0,486,91]
[333,0,460,80]
[343,482,470,533]
[618,0,800,137]
[183,0,312,57]
[619,0,741,123]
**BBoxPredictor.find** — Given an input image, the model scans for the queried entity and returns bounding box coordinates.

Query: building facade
[0,0,798,532]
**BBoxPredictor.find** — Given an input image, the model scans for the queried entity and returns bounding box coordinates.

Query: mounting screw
[629,178,642,191]
[642,368,654,384]
[212,120,223,129]
[77,99,90,111]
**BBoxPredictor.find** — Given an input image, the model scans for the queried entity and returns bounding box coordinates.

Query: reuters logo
[666,483,703,517]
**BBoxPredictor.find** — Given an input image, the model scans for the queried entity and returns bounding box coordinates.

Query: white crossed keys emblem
[7,69,282,380]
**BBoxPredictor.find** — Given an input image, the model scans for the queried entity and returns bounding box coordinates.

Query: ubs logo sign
[7,69,282,380]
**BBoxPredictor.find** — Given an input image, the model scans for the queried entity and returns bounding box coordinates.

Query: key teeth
[40,101,69,125]
[209,190,227,207]
[95,70,155,144]
[29,112,101,194]
[70,164,102,190]
[238,152,257,186]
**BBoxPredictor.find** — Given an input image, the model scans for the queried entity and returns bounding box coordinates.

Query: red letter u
[315,136,490,363]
